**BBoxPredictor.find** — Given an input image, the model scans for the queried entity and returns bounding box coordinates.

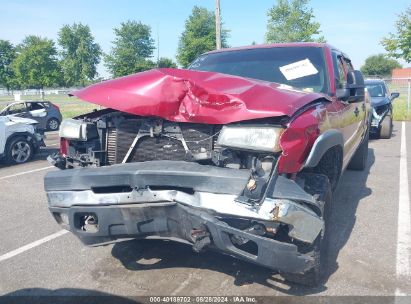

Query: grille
[132,137,186,162]
[107,119,220,164]
[181,124,214,152]
[115,120,141,162]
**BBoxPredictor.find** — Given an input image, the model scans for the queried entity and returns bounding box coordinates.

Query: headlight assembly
[59,119,98,141]
[217,126,283,152]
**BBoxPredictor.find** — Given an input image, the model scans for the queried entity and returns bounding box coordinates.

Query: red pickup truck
[45,43,370,286]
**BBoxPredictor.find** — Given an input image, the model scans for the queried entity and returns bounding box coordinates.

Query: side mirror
[336,70,365,103]
[391,92,400,99]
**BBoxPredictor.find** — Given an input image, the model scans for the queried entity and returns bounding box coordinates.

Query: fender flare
[303,129,344,168]
[5,132,37,150]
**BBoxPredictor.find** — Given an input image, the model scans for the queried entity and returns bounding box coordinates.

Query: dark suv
[365,79,399,139]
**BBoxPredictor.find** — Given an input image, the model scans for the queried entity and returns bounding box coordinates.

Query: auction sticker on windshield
[279,59,318,80]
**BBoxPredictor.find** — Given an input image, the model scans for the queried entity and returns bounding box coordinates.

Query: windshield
[189,47,329,93]
[366,83,387,97]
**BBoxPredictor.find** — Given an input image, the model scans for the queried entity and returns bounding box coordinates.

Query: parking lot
[0,123,410,299]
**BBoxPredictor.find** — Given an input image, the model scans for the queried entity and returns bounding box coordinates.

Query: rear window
[189,47,329,94]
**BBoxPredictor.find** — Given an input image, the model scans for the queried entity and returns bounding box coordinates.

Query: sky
[0,0,409,78]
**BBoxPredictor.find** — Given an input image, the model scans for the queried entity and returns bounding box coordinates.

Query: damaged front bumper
[370,105,390,132]
[34,131,46,150]
[45,161,327,274]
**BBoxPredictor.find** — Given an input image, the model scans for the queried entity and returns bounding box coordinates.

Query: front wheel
[380,114,392,139]
[5,137,34,164]
[281,177,332,286]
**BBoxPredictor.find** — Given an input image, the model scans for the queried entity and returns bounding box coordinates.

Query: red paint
[71,68,328,124]
[60,138,69,156]
[278,107,323,173]
[70,44,357,174]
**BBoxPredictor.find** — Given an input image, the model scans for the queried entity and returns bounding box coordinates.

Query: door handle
[354,107,359,117]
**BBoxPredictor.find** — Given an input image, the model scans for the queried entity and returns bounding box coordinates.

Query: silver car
[0,100,63,131]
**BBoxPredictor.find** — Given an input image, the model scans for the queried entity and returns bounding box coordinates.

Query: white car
[0,116,45,164]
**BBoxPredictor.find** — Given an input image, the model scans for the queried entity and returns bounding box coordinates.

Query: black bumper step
[44,160,250,195]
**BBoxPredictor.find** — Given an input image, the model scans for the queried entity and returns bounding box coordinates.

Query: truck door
[332,51,365,166]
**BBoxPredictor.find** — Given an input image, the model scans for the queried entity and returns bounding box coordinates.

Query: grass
[392,96,411,121]
[0,94,100,119]
[387,82,411,121]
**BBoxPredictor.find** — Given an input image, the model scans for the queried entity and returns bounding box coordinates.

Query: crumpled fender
[71,68,327,124]
[278,105,325,173]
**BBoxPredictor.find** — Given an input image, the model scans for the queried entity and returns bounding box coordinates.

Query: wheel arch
[303,129,344,169]
[5,132,36,149]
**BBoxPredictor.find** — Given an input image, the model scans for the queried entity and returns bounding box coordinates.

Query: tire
[380,114,392,139]
[5,136,34,164]
[312,146,342,192]
[47,118,60,131]
[281,180,332,286]
[347,129,369,171]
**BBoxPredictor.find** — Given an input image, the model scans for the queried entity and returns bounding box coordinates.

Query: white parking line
[397,121,410,278]
[0,230,68,263]
[0,166,54,180]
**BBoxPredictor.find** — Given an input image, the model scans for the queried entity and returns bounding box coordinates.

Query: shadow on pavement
[35,146,59,159]
[0,146,58,169]
[323,148,375,283]
[111,148,375,295]
[0,288,138,304]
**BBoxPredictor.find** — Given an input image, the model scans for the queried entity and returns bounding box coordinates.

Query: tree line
[1,1,410,90]
[0,21,178,91]
[0,5,228,91]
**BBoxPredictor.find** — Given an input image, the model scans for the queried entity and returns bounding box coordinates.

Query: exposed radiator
[106,128,117,165]
[106,119,221,164]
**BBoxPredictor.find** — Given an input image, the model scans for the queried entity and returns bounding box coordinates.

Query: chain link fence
[1,78,410,120]
[382,77,411,120]
[0,88,77,99]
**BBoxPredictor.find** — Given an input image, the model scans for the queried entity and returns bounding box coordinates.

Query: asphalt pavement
[0,123,410,300]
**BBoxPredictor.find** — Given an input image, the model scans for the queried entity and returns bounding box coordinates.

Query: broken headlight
[59,119,98,141]
[217,126,283,152]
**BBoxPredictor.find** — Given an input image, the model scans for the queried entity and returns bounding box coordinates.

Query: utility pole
[215,0,221,50]
[157,23,160,66]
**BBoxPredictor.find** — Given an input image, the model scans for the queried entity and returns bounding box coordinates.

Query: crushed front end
[45,108,329,275]
[370,100,392,135]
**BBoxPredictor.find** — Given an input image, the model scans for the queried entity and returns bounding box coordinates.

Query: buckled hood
[71,68,328,124]
[370,96,391,108]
